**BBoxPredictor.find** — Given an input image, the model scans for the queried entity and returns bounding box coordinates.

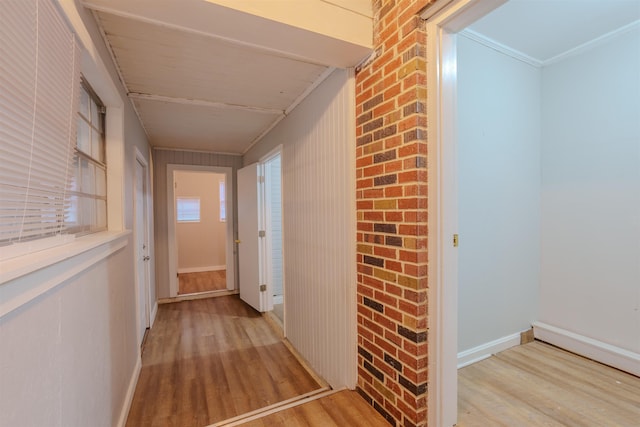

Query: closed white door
[237,163,264,312]
[135,159,149,345]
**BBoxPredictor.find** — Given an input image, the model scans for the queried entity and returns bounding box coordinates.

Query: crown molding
[542,20,640,66]
[461,19,640,69]
[459,29,543,67]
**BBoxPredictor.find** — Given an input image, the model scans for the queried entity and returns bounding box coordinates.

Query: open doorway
[262,150,284,324]
[174,170,227,295]
[237,147,285,327]
[167,165,235,298]
[425,1,640,425]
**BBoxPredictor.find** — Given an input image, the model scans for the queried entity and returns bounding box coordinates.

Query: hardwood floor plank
[237,390,390,427]
[126,296,321,427]
[179,270,227,295]
[458,341,640,427]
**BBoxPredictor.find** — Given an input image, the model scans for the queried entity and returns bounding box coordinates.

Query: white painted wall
[540,27,640,354]
[456,35,541,353]
[243,69,357,389]
[175,171,227,271]
[0,1,152,426]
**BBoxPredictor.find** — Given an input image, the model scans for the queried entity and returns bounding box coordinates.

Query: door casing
[422,1,507,425]
[166,164,235,297]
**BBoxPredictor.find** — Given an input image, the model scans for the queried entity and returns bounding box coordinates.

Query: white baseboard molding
[178,265,225,274]
[457,331,523,369]
[149,301,158,328]
[116,355,142,427]
[533,322,640,377]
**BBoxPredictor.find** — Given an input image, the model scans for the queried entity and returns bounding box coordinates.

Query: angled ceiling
[468,0,640,63]
[83,0,373,154]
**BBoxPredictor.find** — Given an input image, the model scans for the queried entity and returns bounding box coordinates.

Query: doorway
[262,150,284,324]
[134,148,151,348]
[166,165,235,298]
[236,147,284,327]
[425,1,640,425]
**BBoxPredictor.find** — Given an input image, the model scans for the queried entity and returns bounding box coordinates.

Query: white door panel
[135,160,149,345]
[238,163,264,312]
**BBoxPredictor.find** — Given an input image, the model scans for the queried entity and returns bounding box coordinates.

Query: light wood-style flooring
[458,341,640,426]
[233,390,390,426]
[126,296,322,427]
[179,270,227,295]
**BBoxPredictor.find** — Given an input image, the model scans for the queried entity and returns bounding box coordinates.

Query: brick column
[355,1,433,426]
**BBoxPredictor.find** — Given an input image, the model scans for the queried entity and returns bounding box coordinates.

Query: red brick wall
[355,1,434,426]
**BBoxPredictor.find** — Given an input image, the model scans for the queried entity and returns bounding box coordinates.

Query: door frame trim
[166,164,235,297]
[133,146,151,349]
[260,145,284,330]
[423,0,507,425]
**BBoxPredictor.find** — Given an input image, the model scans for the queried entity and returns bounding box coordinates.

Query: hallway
[126,296,322,426]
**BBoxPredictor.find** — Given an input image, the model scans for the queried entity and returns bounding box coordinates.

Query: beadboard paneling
[243,69,357,389]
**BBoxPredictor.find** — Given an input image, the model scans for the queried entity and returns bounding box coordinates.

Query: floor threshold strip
[209,387,336,427]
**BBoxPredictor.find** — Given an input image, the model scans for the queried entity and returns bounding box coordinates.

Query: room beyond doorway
[166,164,236,298]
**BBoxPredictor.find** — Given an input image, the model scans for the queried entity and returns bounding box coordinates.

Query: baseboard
[533,321,640,377]
[178,265,225,274]
[116,355,142,427]
[457,331,524,368]
[149,301,158,328]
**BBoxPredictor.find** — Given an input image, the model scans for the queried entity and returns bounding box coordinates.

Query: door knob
[235,239,241,244]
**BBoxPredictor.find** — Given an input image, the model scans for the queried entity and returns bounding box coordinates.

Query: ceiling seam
[242,66,337,156]
[90,9,151,140]
[127,93,285,115]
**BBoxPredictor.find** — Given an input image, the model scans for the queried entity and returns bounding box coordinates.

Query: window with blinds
[0,0,81,249]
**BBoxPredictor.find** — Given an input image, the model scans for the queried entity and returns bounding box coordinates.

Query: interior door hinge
[258,175,265,183]
[259,284,267,292]
[453,234,459,247]
[258,230,266,238]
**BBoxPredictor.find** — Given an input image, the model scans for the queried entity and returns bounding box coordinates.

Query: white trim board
[459,29,542,67]
[0,232,130,318]
[460,20,640,68]
[116,356,142,427]
[533,322,640,377]
[457,331,524,369]
[149,302,159,328]
[178,265,226,274]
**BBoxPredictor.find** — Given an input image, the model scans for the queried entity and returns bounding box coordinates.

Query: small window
[66,79,107,235]
[177,197,200,222]
[219,181,226,222]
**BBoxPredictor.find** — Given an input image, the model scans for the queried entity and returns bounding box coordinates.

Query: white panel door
[135,159,149,345]
[237,163,264,312]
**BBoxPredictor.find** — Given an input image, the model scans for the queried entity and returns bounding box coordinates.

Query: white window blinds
[0,0,81,245]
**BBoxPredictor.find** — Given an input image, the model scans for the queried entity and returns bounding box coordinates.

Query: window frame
[66,78,108,236]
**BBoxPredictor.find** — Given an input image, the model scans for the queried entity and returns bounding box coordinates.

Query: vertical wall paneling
[243,69,357,390]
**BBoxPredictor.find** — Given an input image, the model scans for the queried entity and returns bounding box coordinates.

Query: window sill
[0,230,131,318]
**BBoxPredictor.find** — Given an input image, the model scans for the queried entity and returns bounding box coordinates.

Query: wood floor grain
[125,296,321,427]
[236,390,390,427]
[458,341,640,427]
[179,270,227,295]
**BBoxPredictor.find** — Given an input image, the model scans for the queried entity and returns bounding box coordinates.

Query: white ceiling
[468,0,640,63]
[83,0,372,155]
[86,1,639,155]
